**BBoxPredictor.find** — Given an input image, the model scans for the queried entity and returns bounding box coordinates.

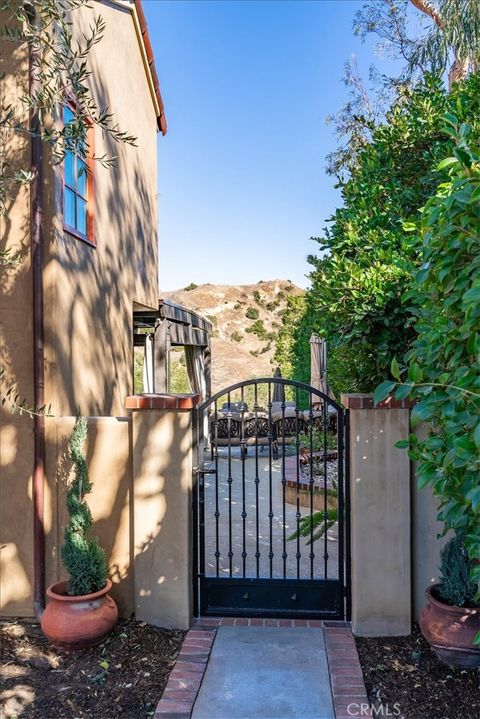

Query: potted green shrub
[421,533,479,669]
[41,417,118,650]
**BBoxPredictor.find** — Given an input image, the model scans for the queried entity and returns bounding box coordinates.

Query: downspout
[28,9,46,618]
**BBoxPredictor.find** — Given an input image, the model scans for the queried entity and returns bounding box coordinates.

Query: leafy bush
[375,113,480,605]
[231,330,242,343]
[276,74,480,393]
[245,307,259,320]
[298,428,337,452]
[245,319,268,340]
[184,283,198,291]
[252,290,263,305]
[61,417,107,596]
[438,534,477,608]
[266,300,279,312]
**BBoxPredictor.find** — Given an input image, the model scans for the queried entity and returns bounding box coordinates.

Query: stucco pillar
[342,394,412,636]
[126,392,200,629]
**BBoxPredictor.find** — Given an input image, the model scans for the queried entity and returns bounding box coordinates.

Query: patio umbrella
[272,366,285,403]
[310,333,329,405]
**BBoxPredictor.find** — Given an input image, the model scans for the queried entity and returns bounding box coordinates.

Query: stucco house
[0,0,211,620]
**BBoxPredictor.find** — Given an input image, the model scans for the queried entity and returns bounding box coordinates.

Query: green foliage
[245,319,267,340]
[245,307,259,320]
[231,330,242,343]
[288,509,338,545]
[252,290,263,305]
[1,0,136,213]
[133,347,144,394]
[169,349,192,393]
[0,368,53,418]
[376,114,480,604]
[277,74,480,394]
[438,533,477,608]
[61,417,107,596]
[298,428,337,452]
[184,283,198,291]
[266,300,280,312]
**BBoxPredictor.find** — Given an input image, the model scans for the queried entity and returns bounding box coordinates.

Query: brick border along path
[155,619,371,719]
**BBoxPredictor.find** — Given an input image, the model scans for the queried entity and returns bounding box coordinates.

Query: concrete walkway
[191,625,334,719]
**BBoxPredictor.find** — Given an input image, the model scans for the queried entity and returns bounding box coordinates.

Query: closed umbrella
[272,366,285,404]
[310,333,328,406]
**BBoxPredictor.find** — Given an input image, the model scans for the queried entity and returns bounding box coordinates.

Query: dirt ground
[0,617,184,719]
[355,625,480,719]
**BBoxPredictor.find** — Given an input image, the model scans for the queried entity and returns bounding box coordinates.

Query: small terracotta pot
[420,585,480,670]
[41,578,118,650]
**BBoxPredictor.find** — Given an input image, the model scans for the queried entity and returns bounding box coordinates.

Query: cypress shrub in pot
[421,534,479,669]
[41,417,118,650]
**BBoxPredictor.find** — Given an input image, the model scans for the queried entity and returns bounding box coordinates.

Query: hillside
[162,280,304,392]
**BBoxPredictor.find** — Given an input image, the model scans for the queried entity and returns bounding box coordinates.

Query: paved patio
[202,447,339,580]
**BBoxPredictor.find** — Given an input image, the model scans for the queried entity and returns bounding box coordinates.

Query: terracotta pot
[420,585,480,669]
[41,578,118,650]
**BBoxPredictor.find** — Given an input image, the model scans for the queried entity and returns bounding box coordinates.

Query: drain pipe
[28,8,46,618]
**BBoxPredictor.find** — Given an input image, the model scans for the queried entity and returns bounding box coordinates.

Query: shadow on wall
[1,24,159,620]
[131,410,193,629]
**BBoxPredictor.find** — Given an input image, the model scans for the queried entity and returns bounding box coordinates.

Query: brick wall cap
[341,393,414,410]
[125,393,201,411]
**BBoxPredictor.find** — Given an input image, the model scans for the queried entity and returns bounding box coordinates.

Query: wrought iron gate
[193,378,350,619]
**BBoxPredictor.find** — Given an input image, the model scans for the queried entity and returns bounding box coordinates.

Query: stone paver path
[155,619,372,719]
[191,625,334,719]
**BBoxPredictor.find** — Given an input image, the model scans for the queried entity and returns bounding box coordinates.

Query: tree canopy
[275,73,480,394]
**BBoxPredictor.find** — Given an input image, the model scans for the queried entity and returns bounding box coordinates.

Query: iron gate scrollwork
[192,378,351,619]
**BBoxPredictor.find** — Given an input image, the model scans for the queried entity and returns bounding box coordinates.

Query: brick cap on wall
[125,393,201,411]
[341,393,414,410]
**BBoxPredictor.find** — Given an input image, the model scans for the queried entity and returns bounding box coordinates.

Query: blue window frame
[62,105,93,244]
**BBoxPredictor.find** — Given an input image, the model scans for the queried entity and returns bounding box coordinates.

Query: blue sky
[143,0,400,291]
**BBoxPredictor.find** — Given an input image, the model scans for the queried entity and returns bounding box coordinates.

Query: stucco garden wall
[0,2,160,616]
[0,23,35,617]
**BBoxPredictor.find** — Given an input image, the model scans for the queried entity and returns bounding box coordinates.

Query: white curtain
[185,345,208,448]
[185,346,207,401]
[143,333,154,393]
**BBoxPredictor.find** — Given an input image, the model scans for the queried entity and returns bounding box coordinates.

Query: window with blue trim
[63,105,93,243]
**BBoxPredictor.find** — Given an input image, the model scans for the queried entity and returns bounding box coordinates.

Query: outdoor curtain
[143,333,154,393]
[185,345,208,447]
[185,345,207,402]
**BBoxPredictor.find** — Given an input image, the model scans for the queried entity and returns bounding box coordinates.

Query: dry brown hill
[163,280,304,392]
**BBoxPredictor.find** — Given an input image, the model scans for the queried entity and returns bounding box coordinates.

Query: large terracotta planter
[41,579,118,650]
[420,585,480,669]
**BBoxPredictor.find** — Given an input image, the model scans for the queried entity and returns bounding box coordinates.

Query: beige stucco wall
[0,24,35,617]
[44,0,159,418]
[411,425,449,622]
[1,415,134,617]
[1,2,160,616]
[45,416,134,616]
[349,407,412,636]
[131,409,194,630]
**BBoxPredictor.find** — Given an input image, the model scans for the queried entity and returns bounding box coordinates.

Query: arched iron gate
[192,378,351,619]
